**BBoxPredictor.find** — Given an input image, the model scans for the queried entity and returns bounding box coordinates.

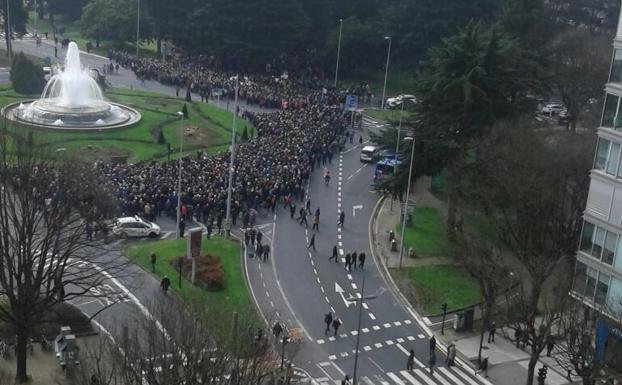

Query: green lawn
[342,69,418,99]
[364,109,412,124]
[0,86,252,162]
[123,236,252,312]
[393,266,481,315]
[396,207,455,259]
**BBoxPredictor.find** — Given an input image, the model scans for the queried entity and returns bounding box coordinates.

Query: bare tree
[112,300,288,385]
[0,130,123,382]
[465,120,593,385]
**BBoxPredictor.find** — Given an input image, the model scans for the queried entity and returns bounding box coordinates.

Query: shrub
[157,128,166,144]
[10,53,45,95]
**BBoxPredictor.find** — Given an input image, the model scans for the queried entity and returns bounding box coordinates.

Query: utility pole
[175,111,184,239]
[334,18,343,87]
[225,75,239,237]
[135,0,140,56]
[380,36,392,110]
[6,0,11,65]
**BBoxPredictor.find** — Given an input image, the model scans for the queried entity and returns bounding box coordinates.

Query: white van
[360,145,378,163]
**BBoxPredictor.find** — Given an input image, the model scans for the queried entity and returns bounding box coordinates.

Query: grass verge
[392,265,481,315]
[396,207,455,259]
[123,236,251,313]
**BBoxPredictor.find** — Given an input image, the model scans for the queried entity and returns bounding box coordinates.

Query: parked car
[112,216,161,238]
[386,94,417,108]
[541,103,564,115]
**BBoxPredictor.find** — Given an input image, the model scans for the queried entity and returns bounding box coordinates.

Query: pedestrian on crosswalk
[429,335,436,353]
[338,210,345,227]
[358,252,366,269]
[332,318,342,337]
[256,230,263,244]
[244,229,250,245]
[351,251,357,271]
[345,253,352,271]
[428,351,436,375]
[324,312,333,335]
[312,214,319,231]
[307,234,316,252]
[407,350,415,370]
[446,343,456,366]
[250,228,256,245]
[262,243,270,262]
[330,245,339,262]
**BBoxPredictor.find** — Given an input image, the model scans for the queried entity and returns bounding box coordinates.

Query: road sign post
[187,228,202,284]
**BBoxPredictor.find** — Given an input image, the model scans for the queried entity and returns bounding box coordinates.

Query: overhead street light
[334,18,343,87]
[346,273,385,385]
[225,75,239,237]
[175,110,184,239]
[380,36,392,110]
[398,135,415,269]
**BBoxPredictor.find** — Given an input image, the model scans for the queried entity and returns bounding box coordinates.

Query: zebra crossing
[315,365,483,385]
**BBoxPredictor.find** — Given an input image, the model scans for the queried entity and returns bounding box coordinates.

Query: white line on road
[400,370,424,385]
[369,313,376,320]
[386,373,406,385]
[346,164,367,181]
[396,344,425,368]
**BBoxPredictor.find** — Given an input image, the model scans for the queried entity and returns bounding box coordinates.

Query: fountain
[2,42,140,130]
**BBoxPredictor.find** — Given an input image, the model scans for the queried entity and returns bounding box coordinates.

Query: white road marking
[339,249,344,255]
[321,287,325,293]
[418,334,425,339]
[386,372,406,385]
[363,346,372,352]
[362,302,369,309]
[270,301,275,308]
[329,336,336,341]
[400,370,424,385]
[361,328,370,333]
[328,355,337,360]
[383,323,391,328]
[369,312,376,320]
[394,321,402,326]
[452,367,482,385]
[407,336,415,341]
[317,339,325,344]
[330,362,346,376]
[373,325,381,330]
[352,283,358,290]
[340,352,349,358]
[404,320,412,325]
[438,367,464,385]
[396,338,405,343]
[385,340,394,345]
[414,369,437,385]
[374,342,383,348]
[351,330,358,336]
[396,344,425,368]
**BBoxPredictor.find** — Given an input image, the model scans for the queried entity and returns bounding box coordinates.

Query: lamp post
[380,36,392,110]
[175,111,184,239]
[225,75,239,237]
[398,135,415,269]
[334,18,343,88]
[34,0,37,37]
[6,0,11,65]
[346,273,384,385]
[135,0,140,56]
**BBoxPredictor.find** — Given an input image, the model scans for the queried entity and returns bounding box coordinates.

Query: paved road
[246,117,492,385]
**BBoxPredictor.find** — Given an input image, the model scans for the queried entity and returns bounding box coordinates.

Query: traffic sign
[345,95,358,111]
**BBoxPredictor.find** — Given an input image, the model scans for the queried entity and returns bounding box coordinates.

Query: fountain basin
[2,100,141,130]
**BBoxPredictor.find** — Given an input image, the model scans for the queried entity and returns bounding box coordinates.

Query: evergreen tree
[10,53,45,95]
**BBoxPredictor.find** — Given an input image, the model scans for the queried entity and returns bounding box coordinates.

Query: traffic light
[537,365,548,385]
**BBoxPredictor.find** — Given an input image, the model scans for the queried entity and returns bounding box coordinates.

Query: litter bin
[464,308,475,330]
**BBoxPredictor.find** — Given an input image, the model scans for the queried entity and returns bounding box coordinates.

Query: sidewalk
[370,180,578,385]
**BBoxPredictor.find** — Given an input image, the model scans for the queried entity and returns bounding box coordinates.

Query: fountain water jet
[2,42,140,130]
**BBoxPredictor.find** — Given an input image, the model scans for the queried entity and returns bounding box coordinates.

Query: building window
[573,261,587,295]
[580,222,595,253]
[586,267,598,299]
[616,237,622,270]
[595,138,610,170]
[595,272,610,306]
[603,231,617,265]
[602,94,620,129]
[611,49,622,83]
[607,142,621,175]
[592,227,606,259]
[607,277,622,315]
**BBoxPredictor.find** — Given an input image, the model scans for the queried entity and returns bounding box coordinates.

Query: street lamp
[175,111,184,239]
[6,0,11,65]
[225,75,239,238]
[136,0,140,56]
[380,36,392,110]
[334,18,343,88]
[346,273,385,385]
[398,135,415,269]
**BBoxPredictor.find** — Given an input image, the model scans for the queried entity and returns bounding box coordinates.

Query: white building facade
[572,5,622,369]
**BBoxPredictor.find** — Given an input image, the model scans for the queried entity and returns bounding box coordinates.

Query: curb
[368,195,494,385]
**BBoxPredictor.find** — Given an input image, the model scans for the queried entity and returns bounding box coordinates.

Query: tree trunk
[446,181,457,240]
[525,354,538,385]
[15,325,28,383]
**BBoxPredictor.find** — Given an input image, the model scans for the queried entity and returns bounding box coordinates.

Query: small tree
[10,53,45,94]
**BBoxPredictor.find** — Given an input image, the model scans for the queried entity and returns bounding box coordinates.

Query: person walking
[307,234,316,252]
[407,350,415,370]
[446,343,456,367]
[262,243,270,262]
[250,228,257,246]
[330,245,339,262]
[358,252,366,269]
[149,252,157,273]
[429,336,436,353]
[546,335,555,357]
[256,230,263,245]
[350,251,357,271]
[338,210,345,227]
[476,357,489,377]
[312,214,319,231]
[332,317,342,337]
[179,218,186,238]
[345,253,352,272]
[324,312,333,335]
[290,204,296,219]
[306,198,312,215]
[160,276,171,295]
[244,230,250,245]
[428,351,436,375]
[273,322,283,340]
[488,321,497,343]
